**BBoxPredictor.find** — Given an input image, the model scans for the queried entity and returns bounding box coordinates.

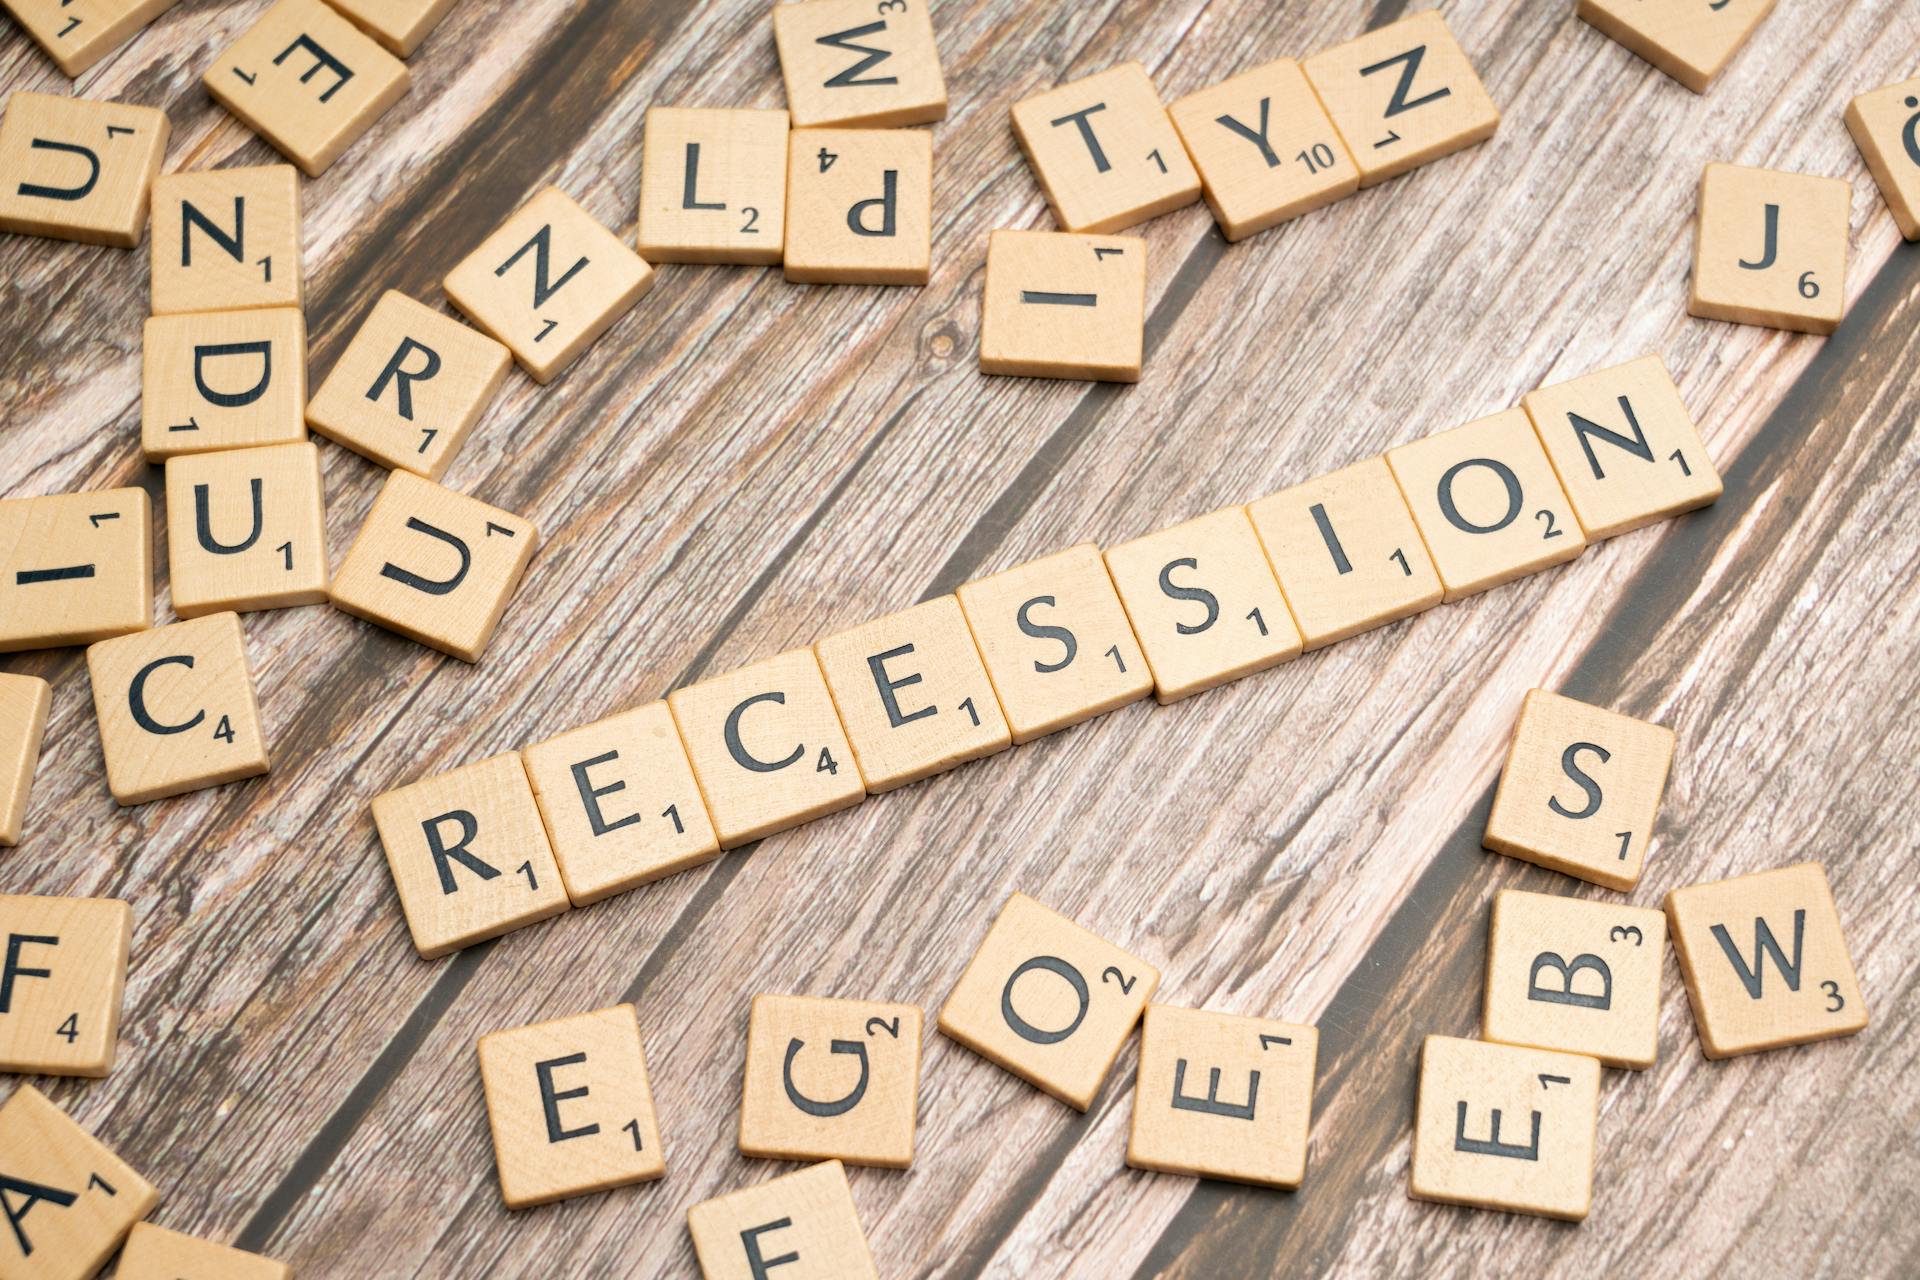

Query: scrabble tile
[204,0,410,178]
[328,469,537,663]
[0,895,130,1076]
[477,1003,664,1208]
[637,107,789,265]
[937,891,1159,1110]
[443,186,653,385]
[1302,10,1500,190]
[783,128,932,285]
[978,229,1145,382]
[813,595,1011,792]
[1409,1035,1598,1221]
[1010,61,1200,233]
[523,702,721,906]
[1104,506,1302,704]
[1127,1005,1318,1189]
[306,291,509,479]
[0,1085,157,1280]
[1246,457,1442,649]
[1521,354,1723,540]
[0,489,151,654]
[371,752,569,959]
[955,543,1151,743]
[117,1223,289,1280]
[1167,58,1359,242]
[164,442,328,617]
[1,0,177,77]
[1690,162,1849,335]
[86,612,269,805]
[149,165,301,316]
[1577,0,1773,94]
[667,648,865,850]
[1847,77,1920,241]
[141,308,307,460]
[687,1161,876,1280]
[1388,408,1586,602]
[0,92,168,247]
[0,675,50,846]
[1483,889,1666,1070]
[771,0,947,129]
[739,994,922,1167]
[326,0,455,57]
[1483,689,1675,891]
[1666,862,1868,1059]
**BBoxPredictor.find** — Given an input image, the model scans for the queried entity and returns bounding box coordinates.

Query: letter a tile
[116,1223,289,1280]
[0,894,131,1076]
[739,994,923,1167]
[1577,0,1772,94]
[1666,862,1867,1059]
[1410,1035,1599,1220]
[3,0,179,77]
[328,469,538,663]
[784,128,932,285]
[0,92,169,247]
[938,892,1159,1110]
[0,675,51,845]
[149,165,302,315]
[687,1160,877,1280]
[637,107,790,265]
[1847,77,1920,241]
[477,1003,665,1208]
[0,1085,158,1280]
[0,488,152,653]
[1690,163,1849,334]
[772,0,947,129]
[979,229,1146,382]
[164,442,328,616]
[1483,889,1666,1069]
[1127,1005,1318,1188]
[141,308,308,461]
[371,752,570,958]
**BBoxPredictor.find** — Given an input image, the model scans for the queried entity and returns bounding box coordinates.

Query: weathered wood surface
[3,0,1918,1276]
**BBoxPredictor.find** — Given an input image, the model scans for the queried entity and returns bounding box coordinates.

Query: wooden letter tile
[443,186,653,384]
[739,994,923,1167]
[164,442,328,617]
[667,647,865,849]
[0,1085,157,1280]
[772,0,946,129]
[979,229,1145,382]
[1388,407,1586,602]
[1245,457,1440,649]
[1666,862,1868,1059]
[477,1003,664,1208]
[141,308,307,460]
[1520,354,1722,539]
[1167,58,1359,242]
[1690,162,1850,334]
[86,612,268,805]
[813,595,1011,793]
[1410,1035,1599,1220]
[371,752,569,958]
[0,895,130,1076]
[0,488,152,653]
[1104,506,1302,704]
[306,291,509,479]
[0,675,50,846]
[1847,77,1920,241]
[328,469,537,662]
[1577,0,1773,94]
[1011,61,1200,233]
[687,1160,876,1280]
[1483,889,1666,1069]
[1302,10,1500,189]
[522,702,721,906]
[937,891,1159,1110]
[204,0,409,178]
[783,128,932,285]
[0,92,169,247]
[955,543,1151,743]
[1484,689,1674,891]
[325,0,455,57]
[149,165,301,315]
[1127,1005,1318,1189]
[2,0,178,77]
[637,107,790,265]
[116,1223,288,1280]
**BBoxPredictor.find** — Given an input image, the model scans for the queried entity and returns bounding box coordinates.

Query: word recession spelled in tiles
[739,994,923,1167]
[978,230,1145,381]
[0,675,50,845]
[0,92,169,247]
[0,894,131,1077]
[0,488,152,653]
[687,1160,877,1280]
[0,1085,158,1280]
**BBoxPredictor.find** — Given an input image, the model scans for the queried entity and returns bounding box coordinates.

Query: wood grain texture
[2,1,1918,1276]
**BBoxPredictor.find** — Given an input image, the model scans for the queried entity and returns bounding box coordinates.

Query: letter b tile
[739,994,923,1168]
[687,1160,877,1280]
[1483,889,1666,1069]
